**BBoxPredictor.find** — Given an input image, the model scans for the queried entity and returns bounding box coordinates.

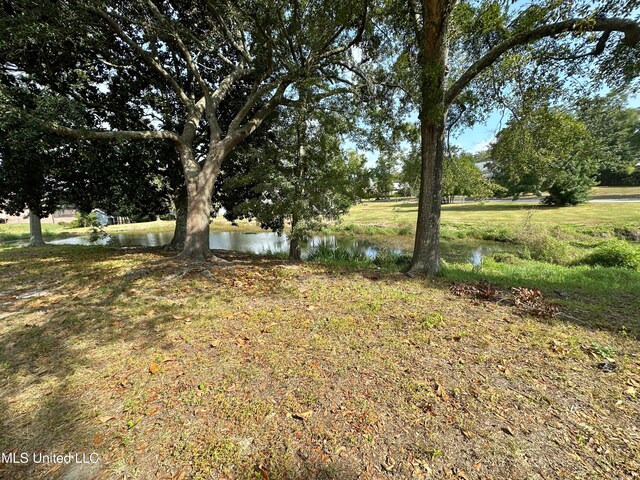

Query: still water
[43,230,510,263]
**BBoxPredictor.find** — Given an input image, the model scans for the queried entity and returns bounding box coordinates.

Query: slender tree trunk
[166,184,187,251]
[28,211,46,247]
[289,214,302,260]
[407,0,451,276]
[288,237,301,260]
[288,89,308,262]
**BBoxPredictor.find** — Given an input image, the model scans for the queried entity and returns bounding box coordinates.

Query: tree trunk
[166,184,187,251]
[177,143,230,263]
[407,118,446,275]
[288,215,302,260]
[289,237,301,260]
[288,106,307,262]
[407,0,451,276]
[180,175,214,261]
[28,211,46,246]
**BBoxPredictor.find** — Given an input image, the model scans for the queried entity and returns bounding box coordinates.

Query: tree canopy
[489,107,601,206]
[1,0,371,259]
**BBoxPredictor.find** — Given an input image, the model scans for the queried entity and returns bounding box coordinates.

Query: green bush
[582,240,640,270]
[515,223,570,264]
[307,244,412,271]
[479,225,517,242]
[521,235,570,264]
[69,212,100,228]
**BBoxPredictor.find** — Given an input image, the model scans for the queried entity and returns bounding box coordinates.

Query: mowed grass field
[343,200,640,228]
[590,186,640,198]
[0,246,639,479]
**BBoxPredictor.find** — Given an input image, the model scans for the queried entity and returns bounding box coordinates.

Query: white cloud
[468,136,496,154]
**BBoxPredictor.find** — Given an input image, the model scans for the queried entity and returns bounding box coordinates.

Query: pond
[39,230,515,264]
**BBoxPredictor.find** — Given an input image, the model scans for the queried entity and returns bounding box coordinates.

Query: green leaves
[489,107,600,205]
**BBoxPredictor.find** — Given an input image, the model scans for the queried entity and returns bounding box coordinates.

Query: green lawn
[591,185,640,198]
[0,222,71,242]
[344,200,640,228]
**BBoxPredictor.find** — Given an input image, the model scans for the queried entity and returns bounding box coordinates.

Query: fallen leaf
[149,363,160,374]
[501,426,515,436]
[97,415,115,423]
[172,467,187,480]
[146,407,159,416]
[292,410,313,421]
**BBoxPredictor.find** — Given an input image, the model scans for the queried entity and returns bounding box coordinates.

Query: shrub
[513,212,570,264]
[515,226,570,264]
[307,244,411,271]
[492,252,519,264]
[523,235,570,264]
[615,226,640,242]
[69,212,100,228]
[479,225,517,242]
[582,240,640,270]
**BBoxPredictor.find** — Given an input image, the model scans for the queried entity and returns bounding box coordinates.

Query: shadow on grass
[0,246,195,479]
[441,203,545,213]
[250,459,362,480]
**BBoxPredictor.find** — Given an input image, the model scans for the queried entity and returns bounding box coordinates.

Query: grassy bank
[0,217,264,244]
[1,245,638,479]
[327,201,640,247]
[0,222,76,242]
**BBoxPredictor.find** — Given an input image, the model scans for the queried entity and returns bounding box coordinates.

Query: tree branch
[216,81,291,160]
[445,17,640,107]
[144,0,209,98]
[88,6,192,107]
[281,86,353,107]
[206,1,253,64]
[408,0,422,45]
[48,123,182,144]
[315,2,369,62]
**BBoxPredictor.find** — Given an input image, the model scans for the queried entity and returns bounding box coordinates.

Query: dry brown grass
[0,246,638,479]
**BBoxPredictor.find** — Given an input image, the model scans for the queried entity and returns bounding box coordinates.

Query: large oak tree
[1,0,369,261]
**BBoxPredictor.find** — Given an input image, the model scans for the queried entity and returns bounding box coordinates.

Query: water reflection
[41,230,511,262]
